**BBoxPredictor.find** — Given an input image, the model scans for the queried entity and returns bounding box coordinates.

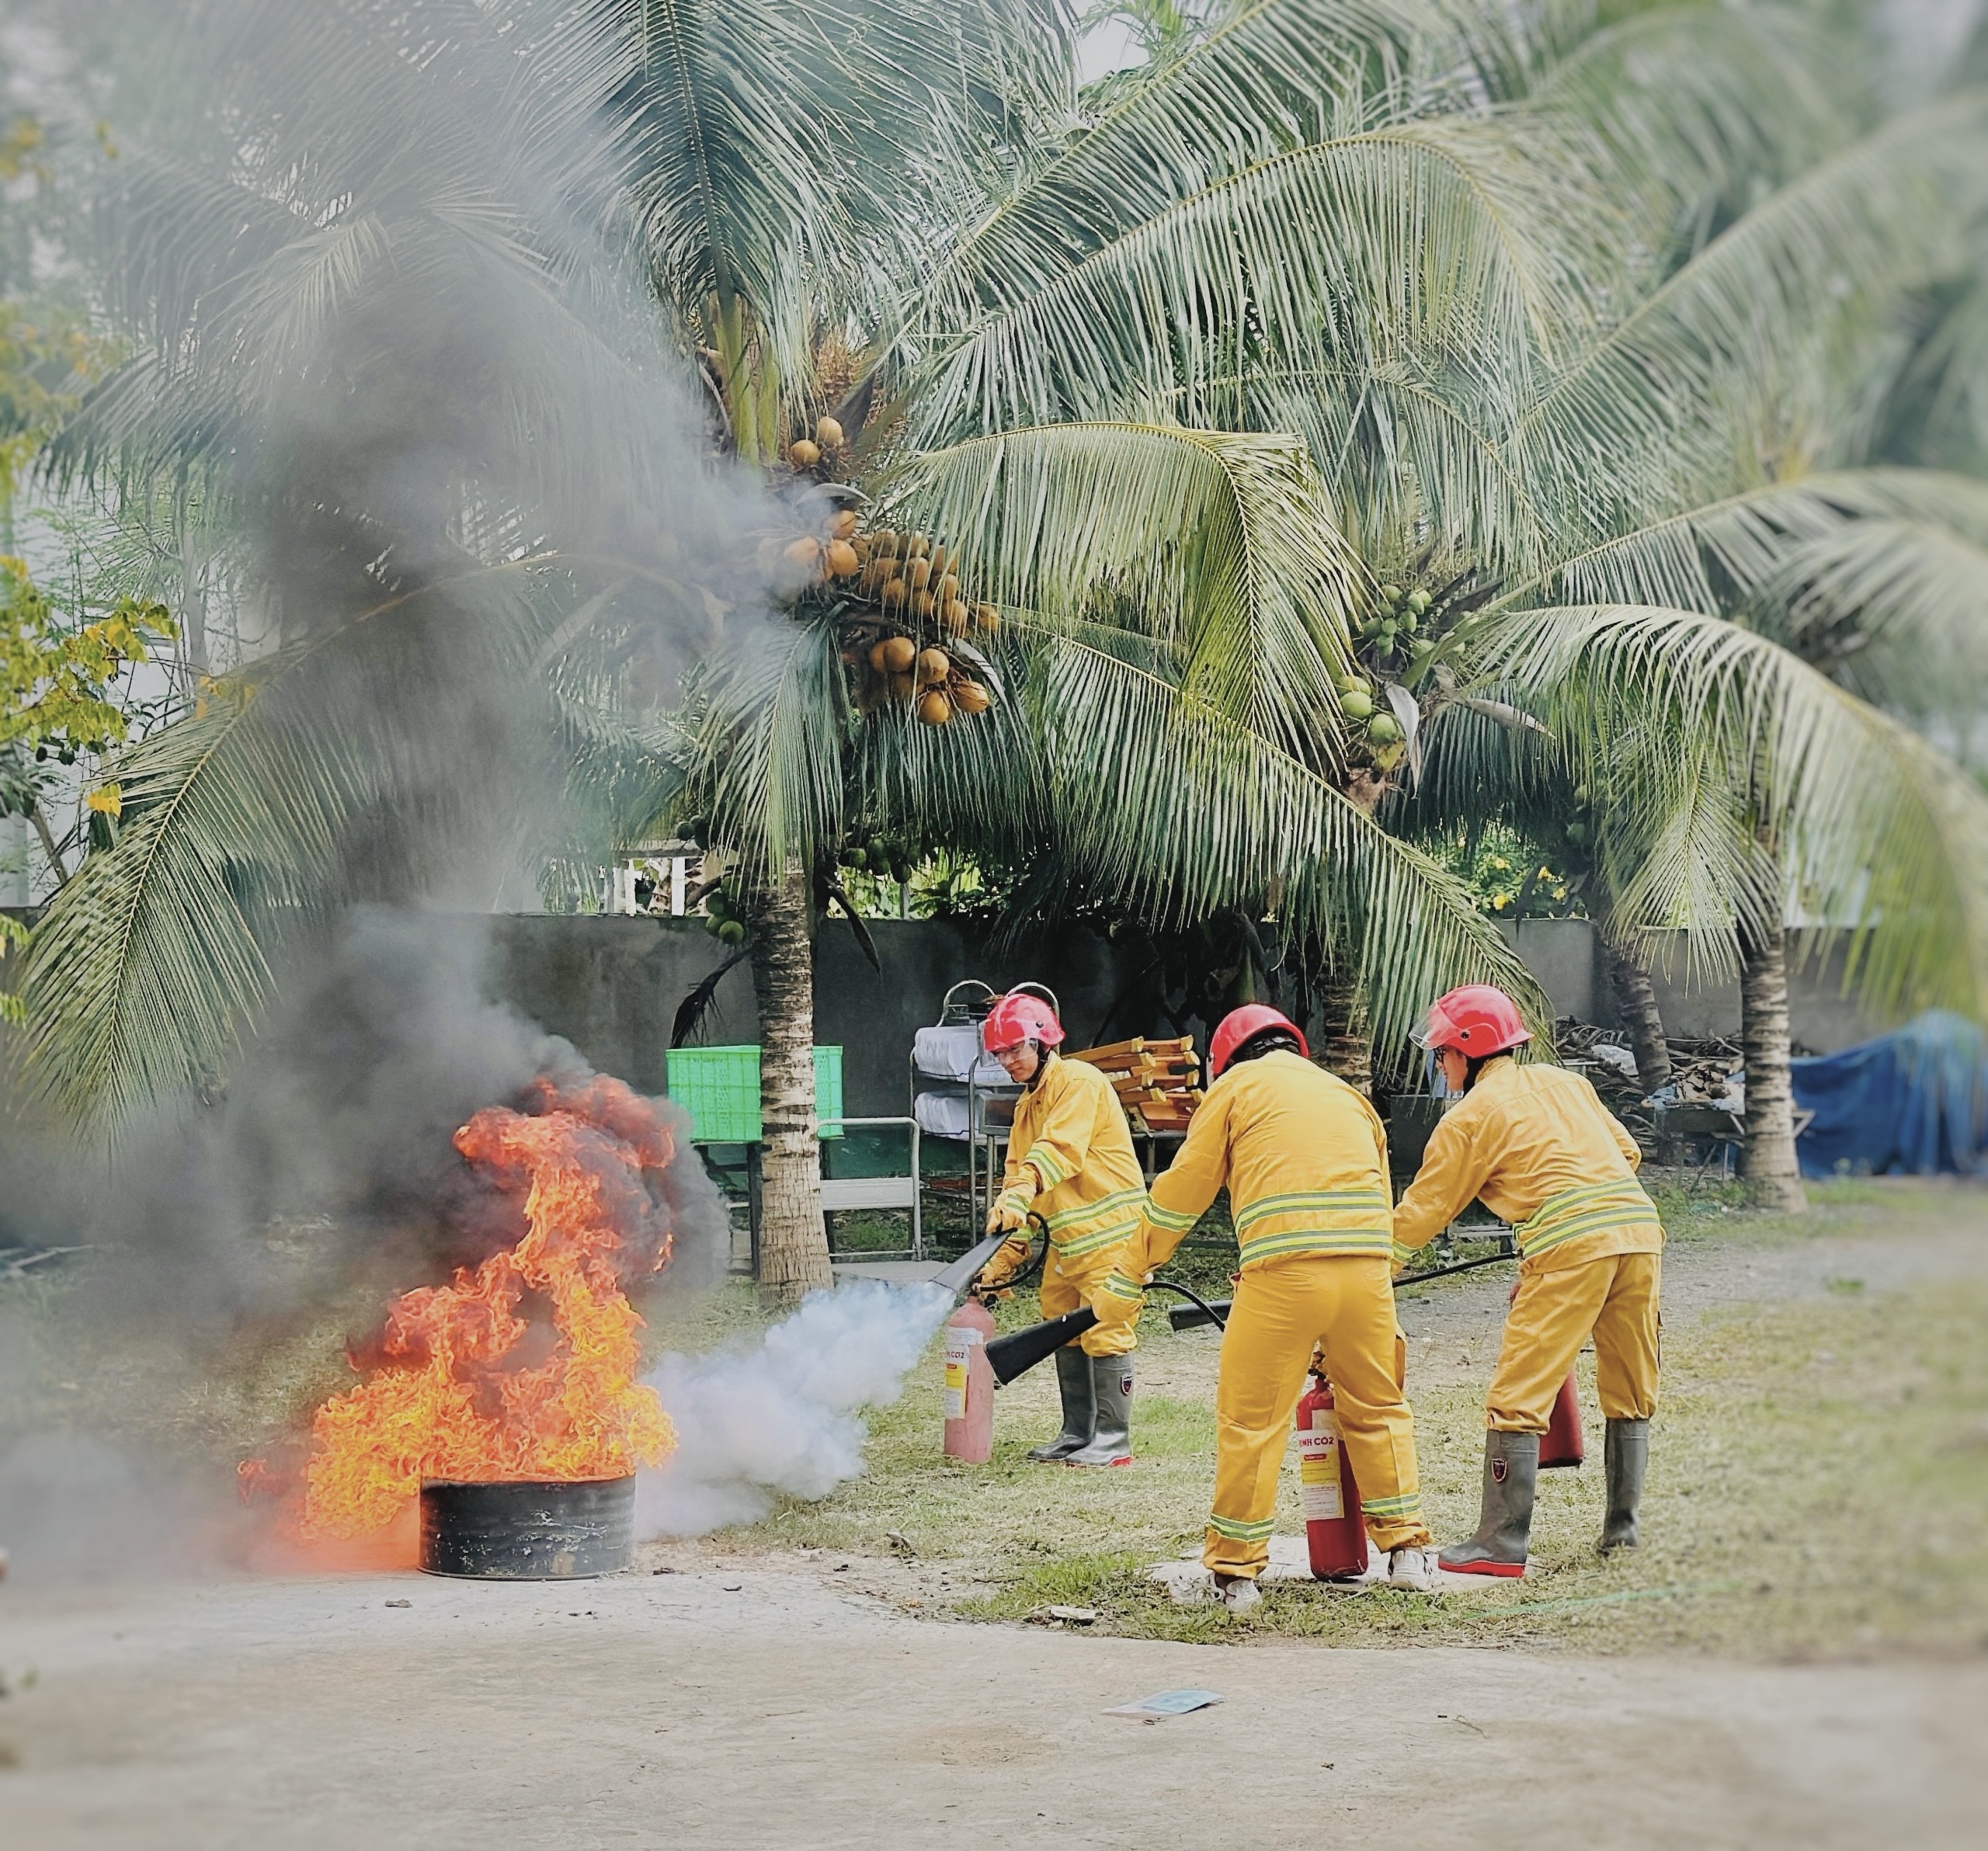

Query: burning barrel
[419,1475,636,1578]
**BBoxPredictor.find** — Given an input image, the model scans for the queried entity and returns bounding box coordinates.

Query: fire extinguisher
[1295,1370,1367,1580]
[942,1298,996,1464]
[1506,1277,1584,1468]
[1540,1370,1584,1468]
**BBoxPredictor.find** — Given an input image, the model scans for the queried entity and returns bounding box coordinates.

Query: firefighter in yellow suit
[1395,984,1661,1576]
[1090,1005,1436,1610]
[970,991,1147,1466]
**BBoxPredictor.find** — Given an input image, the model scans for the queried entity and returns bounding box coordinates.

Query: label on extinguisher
[943,1325,983,1421]
[1298,1409,1345,1521]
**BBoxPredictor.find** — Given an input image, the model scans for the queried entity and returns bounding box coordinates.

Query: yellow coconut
[783,535,822,568]
[881,635,918,674]
[975,603,999,634]
[907,556,933,590]
[889,671,918,704]
[831,509,859,541]
[916,647,951,686]
[916,690,953,726]
[816,415,844,450]
[789,439,821,469]
[913,590,937,620]
[953,679,992,714]
[867,641,891,673]
[825,539,859,577]
[943,598,970,634]
[881,578,908,609]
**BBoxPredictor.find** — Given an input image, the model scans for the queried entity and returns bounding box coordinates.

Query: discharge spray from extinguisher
[634,1280,951,1537]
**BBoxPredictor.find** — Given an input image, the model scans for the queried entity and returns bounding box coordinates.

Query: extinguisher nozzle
[985,1308,1099,1385]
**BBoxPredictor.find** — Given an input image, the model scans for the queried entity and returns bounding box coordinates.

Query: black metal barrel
[419,1475,636,1579]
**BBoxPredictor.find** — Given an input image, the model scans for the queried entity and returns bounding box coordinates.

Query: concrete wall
[1629,933,1894,1053]
[485,913,1167,1119]
[1496,920,1599,1023]
[483,913,1910,1113]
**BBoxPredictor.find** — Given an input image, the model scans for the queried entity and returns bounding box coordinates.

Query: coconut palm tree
[16,0,1558,1296]
[18,0,1988,1277]
[845,0,1988,1205]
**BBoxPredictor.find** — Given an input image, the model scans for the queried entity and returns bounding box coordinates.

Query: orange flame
[293,1074,679,1540]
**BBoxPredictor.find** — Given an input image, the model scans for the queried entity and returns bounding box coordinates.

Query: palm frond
[1017,621,1553,1061]
[1475,603,1988,1016]
[1515,93,1988,534]
[902,105,1615,444]
[880,422,1362,760]
[15,560,579,1126]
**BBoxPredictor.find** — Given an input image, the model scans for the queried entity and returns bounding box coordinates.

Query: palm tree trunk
[1738,922,1808,1211]
[750,858,831,1304]
[1317,971,1372,1096]
[1604,937,1671,1094]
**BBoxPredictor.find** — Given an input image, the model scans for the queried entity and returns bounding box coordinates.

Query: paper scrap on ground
[1105,1689,1225,1718]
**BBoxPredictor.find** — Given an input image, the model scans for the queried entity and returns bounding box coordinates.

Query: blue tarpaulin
[1792,1010,1988,1178]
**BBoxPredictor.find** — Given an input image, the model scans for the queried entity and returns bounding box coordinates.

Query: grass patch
[718,1181,1988,1658]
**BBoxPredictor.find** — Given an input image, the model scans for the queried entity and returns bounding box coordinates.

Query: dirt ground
[5,1557,1986,1849]
[4,1178,1988,1846]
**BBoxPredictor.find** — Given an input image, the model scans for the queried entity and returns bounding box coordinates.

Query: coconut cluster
[837,832,916,884]
[769,415,997,728]
[1335,578,1443,773]
[700,881,747,944]
[1359,581,1433,671]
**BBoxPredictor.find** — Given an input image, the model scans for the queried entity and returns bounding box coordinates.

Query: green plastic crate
[666,1044,843,1143]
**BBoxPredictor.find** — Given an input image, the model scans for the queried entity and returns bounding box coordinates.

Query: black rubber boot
[1439,1431,1537,1577]
[1599,1418,1649,1553]
[1027,1346,1096,1461]
[1065,1353,1132,1466]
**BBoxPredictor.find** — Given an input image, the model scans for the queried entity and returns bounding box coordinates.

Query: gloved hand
[1390,1238,1416,1281]
[1089,1269,1145,1333]
[985,1185,1036,1236]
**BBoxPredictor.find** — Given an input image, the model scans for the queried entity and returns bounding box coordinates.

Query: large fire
[277,1072,680,1540]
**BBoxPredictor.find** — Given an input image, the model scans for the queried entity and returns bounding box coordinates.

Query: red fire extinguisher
[1506,1277,1584,1469]
[942,1298,996,1464]
[1295,1371,1367,1580]
[1540,1370,1584,1468]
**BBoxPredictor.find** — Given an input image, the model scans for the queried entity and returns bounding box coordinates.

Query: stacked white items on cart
[911,1023,1010,1137]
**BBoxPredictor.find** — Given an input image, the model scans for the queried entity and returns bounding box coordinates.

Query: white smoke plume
[636,1281,953,1537]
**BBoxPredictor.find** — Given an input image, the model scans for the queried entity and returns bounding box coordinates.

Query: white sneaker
[1386,1546,1436,1592]
[1215,1575,1261,1613]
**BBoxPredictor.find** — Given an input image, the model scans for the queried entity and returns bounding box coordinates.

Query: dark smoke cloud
[0,906,728,1320]
[0,0,755,1579]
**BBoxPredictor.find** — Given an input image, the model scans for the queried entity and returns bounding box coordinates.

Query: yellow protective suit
[1393,1055,1663,1432]
[1094,1049,1430,1578]
[978,1054,1146,1359]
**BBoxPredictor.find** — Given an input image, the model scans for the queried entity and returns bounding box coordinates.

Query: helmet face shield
[1411,999,1464,1051]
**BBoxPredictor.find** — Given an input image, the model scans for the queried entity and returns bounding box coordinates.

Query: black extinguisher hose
[1139,1278,1229,1329]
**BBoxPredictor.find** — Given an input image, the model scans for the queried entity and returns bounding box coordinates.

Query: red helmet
[1415,984,1531,1057]
[1209,1004,1308,1080]
[982,991,1065,1054]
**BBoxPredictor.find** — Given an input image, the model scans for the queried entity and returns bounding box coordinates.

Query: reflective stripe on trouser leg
[1205,1255,1430,1581]
[1038,1242,1137,1356]
[1486,1251,1660,1431]
[1591,1252,1660,1422]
